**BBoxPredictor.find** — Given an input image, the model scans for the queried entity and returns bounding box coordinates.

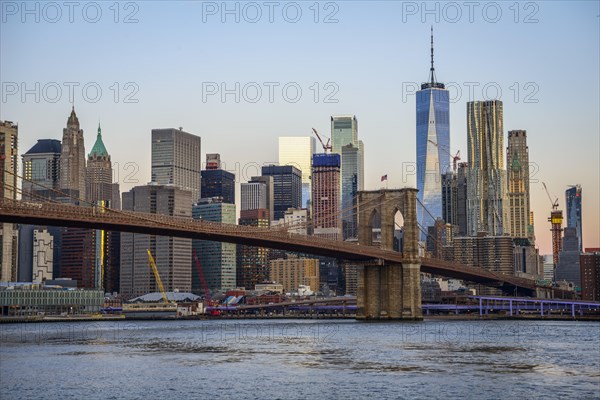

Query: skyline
[2,1,599,254]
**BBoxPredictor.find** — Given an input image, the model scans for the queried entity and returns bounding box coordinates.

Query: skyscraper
[278,136,316,208]
[248,175,274,222]
[416,29,450,236]
[192,198,237,291]
[236,209,270,291]
[19,139,62,282]
[261,165,302,221]
[0,120,18,282]
[151,128,201,202]
[331,115,364,224]
[466,100,509,236]
[86,123,116,205]
[201,154,235,204]
[120,185,193,299]
[566,184,583,251]
[341,144,360,240]
[60,107,86,200]
[507,130,532,241]
[555,227,582,287]
[311,153,341,241]
[85,122,120,292]
[22,139,61,200]
[241,181,268,211]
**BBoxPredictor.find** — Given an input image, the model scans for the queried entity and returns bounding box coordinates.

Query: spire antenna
[429,25,436,85]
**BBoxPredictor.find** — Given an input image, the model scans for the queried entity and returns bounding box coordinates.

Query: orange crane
[146,249,169,305]
[312,128,332,153]
[542,182,563,267]
[428,139,461,173]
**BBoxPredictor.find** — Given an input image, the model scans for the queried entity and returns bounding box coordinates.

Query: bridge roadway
[0,198,538,291]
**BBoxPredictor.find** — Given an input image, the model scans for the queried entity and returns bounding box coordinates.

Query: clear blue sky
[1,1,599,253]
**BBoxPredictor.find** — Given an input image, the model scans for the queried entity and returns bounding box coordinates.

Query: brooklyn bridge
[0,188,555,320]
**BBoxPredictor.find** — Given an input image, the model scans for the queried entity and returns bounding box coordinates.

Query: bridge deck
[0,199,539,291]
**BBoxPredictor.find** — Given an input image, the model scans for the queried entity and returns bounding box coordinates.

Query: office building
[21,139,61,200]
[192,198,236,291]
[279,136,316,208]
[542,254,554,282]
[566,185,583,251]
[507,130,533,241]
[59,107,86,200]
[311,153,341,240]
[580,250,600,301]
[341,144,360,240]
[442,172,457,227]
[120,185,193,299]
[466,100,509,236]
[201,154,235,204]
[247,176,274,222]
[446,233,513,277]
[272,208,309,235]
[1,120,19,282]
[261,165,302,221]
[19,139,62,281]
[151,128,201,202]
[86,123,117,205]
[237,209,270,290]
[555,227,582,288]
[416,30,451,236]
[331,116,364,234]
[241,181,267,211]
[31,229,53,282]
[269,255,320,294]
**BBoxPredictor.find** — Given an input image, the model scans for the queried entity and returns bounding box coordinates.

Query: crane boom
[146,249,169,305]
[312,128,332,153]
[542,182,559,210]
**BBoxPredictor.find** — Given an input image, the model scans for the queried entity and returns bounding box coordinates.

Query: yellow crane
[146,249,169,305]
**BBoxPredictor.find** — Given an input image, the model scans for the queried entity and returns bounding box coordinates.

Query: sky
[1,0,599,254]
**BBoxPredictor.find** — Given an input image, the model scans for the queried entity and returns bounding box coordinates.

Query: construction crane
[428,139,461,173]
[542,182,559,210]
[312,128,332,153]
[146,249,169,305]
[541,182,563,267]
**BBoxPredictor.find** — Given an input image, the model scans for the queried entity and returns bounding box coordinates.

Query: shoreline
[1,314,599,324]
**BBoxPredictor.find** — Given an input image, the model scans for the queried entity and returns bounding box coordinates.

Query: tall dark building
[261,165,302,221]
[555,227,582,287]
[442,172,457,226]
[566,185,582,251]
[236,209,270,290]
[580,250,600,301]
[455,163,469,236]
[201,170,235,204]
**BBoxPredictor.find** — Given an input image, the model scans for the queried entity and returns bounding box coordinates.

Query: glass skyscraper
[416,30,450,236]
[566,184,583,251]
[278,136,316,208]
[261,165,302,221]
[331,115,364,241]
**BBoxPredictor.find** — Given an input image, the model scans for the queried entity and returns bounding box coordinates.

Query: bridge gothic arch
[356,189,422,320]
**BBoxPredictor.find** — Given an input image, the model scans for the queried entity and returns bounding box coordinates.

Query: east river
[1,319,599,399]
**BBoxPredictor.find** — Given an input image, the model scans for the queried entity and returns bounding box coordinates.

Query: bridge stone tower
[356,188,422,320]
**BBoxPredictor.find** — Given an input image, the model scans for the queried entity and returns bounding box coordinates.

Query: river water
[1,319,598,399]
